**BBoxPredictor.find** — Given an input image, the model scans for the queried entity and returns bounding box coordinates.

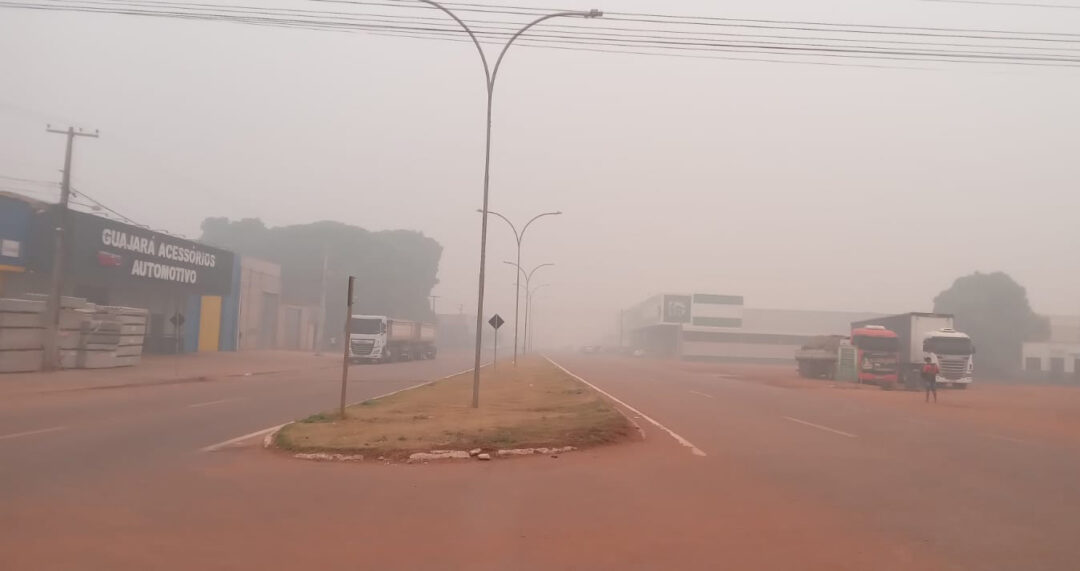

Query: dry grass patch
[275,357,633,459]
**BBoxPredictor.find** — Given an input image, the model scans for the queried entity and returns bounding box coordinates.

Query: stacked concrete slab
[0,295,148,373]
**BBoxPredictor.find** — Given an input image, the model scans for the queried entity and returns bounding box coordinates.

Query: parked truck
[348,314,437,364]
[794,327,899,386]
[795,335,848,379]
[851,313,975,389]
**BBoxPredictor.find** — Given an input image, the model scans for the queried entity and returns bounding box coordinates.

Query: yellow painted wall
[198,295,222,352]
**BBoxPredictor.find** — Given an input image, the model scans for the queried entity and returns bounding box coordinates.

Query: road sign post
[488,314,504,373]
[340,276,355,419]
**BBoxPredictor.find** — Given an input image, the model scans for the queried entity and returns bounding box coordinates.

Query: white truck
[851,313,975,389]
[348,315,437,364]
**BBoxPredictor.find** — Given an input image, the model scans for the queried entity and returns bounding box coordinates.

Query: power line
[323,0,1080,38]
[922,0,1080,9]
[4,0,1080,68]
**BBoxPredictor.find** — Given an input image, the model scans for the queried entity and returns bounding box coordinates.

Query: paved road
[560,356,1080,571]
[0,352,476,498]
[2,354,1077,570]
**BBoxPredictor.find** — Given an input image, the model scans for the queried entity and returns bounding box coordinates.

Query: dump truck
[348,315,437,363]
[795,335,848,379]
[851,313,974,389]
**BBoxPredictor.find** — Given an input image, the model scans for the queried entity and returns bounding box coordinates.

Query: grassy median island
[274,358,633,459]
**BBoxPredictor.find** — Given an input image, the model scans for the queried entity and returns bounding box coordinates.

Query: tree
[200,217,442,345]
[933,271,1049,375]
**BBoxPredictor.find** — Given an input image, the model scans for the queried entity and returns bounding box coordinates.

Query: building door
[198,296,222,352]
[1049,357,1065,379]
[258,292,279,349]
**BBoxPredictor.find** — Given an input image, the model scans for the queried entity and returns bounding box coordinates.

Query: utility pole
[42,125,98,371]
[314,246,328,356]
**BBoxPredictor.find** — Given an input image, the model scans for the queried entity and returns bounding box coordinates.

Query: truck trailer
[348,315,437,364]
[850,313,974,389]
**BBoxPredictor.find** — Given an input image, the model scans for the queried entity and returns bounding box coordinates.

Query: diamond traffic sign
[488,314,505,330]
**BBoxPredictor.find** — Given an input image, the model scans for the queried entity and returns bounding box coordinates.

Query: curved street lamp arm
[503,260,527,278]
[519,211,562,242]
[482,209,521,243]
[527,262,555,283]
[491,10,601,89]
[413,0,491,85]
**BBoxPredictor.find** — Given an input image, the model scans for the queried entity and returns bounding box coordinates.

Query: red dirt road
[3,355,1078,570]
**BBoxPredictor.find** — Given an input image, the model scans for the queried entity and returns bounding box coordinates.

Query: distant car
[632,348,645,358]
[580,345,598,354]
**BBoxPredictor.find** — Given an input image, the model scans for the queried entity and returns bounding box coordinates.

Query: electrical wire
[3,0,1079,69]
[922,0,1080,9]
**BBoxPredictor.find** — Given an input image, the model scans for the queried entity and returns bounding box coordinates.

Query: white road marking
[188,398,243,409]
[200,424,287,452]
[546,357,706,457]
[688,390,714,399]
[200,364,487,453]
[783,416,858,438]
[0,425,68,441]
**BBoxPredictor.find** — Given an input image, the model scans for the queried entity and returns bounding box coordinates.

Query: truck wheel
[383,348,393,363]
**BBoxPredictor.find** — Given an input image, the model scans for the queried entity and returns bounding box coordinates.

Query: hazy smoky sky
[2,0,1078,346]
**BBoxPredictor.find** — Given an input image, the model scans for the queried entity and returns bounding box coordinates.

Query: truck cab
[922,328,975,388]
[349,315,389,363]
[852,325,900,387]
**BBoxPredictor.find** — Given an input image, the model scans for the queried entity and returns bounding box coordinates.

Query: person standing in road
[922,357,940,403]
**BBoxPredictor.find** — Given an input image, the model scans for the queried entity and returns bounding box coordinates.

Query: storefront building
[7,207,238,354]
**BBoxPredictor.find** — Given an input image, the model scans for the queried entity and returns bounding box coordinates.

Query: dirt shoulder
[274,357,634,459]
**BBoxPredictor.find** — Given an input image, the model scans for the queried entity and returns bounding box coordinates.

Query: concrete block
[115,345,144,357]
[0,328,44,350]
[0,349,42,372]
[21,294,87,309]
[0,312,44,328]
[0,298,45,312]
[117,315,147,326]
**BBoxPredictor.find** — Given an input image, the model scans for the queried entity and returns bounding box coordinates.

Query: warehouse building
[621,293,883,362]
[1022,316,1080,380]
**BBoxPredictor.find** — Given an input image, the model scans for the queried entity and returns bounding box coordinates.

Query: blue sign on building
[0,193,39,273]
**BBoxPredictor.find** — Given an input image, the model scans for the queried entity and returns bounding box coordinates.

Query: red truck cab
[851,325,900,386]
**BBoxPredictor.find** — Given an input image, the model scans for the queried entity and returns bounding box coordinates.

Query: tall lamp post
[408,0,602,408]
[482,209,561,365]
[505,261,553,355]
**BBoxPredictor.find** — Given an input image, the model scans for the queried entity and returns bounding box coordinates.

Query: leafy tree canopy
[933,271,1049,374]
[200,217,442,339]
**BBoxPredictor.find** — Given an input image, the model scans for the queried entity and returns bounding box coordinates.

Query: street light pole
[408,0,602,408]
[505,261,553,355]
[482,209,560,366]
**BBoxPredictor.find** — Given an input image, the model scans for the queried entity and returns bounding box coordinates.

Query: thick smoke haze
[2,0,1078,348]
